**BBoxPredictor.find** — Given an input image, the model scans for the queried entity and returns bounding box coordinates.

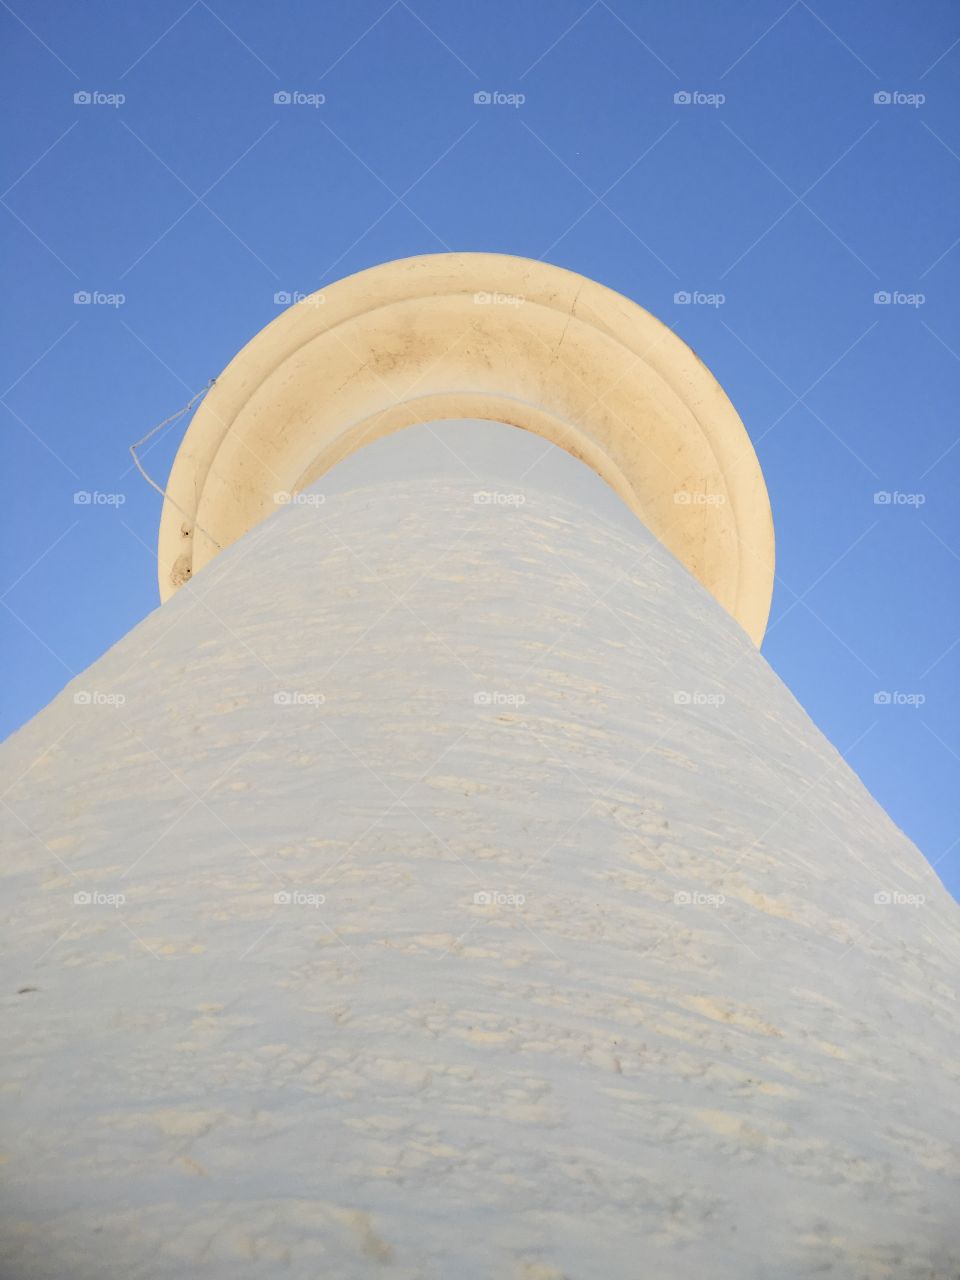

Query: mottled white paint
[2,478,957,1279]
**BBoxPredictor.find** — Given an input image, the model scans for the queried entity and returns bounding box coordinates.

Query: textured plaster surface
[2,481,957,1279]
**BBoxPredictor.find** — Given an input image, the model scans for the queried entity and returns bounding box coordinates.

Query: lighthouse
[2,256,957,1279]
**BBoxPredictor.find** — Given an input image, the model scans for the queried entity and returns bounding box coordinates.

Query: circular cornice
[158,253,774,644]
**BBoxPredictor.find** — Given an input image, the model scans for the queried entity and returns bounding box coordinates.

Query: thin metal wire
[128,380,222,551]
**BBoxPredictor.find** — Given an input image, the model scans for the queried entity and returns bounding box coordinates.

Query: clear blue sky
[1,0,958,896]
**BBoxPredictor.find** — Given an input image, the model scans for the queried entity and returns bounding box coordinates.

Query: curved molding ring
[158,253,775,643]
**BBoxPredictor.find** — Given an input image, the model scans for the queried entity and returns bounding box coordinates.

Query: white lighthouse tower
[2,256,957,1279]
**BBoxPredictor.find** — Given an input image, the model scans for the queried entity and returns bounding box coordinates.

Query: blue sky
[1,0,958,896]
